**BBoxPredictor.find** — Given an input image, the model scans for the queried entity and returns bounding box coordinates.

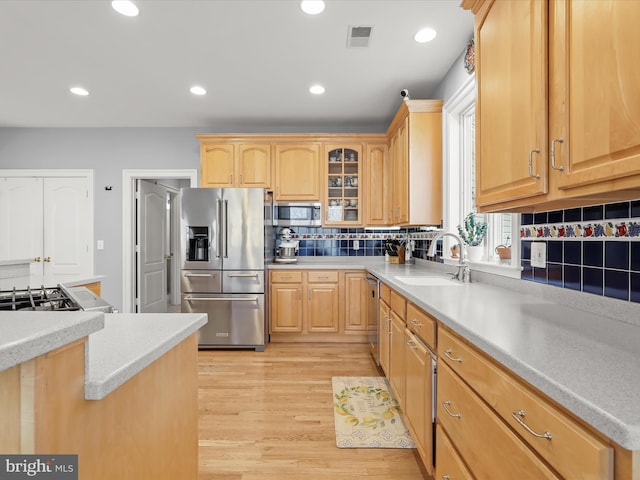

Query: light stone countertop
[0,311,207,402]
[85,313,207,400]
[0,274,106,291]
[274,257,640,450]
[0,311,105,372]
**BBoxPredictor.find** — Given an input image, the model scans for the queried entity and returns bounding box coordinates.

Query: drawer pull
[441,476,451,480]
[406,339,418,349]
[512,410,552,440]
[442,401,462,419]
[443,348,463,363]
[410,318,423,327]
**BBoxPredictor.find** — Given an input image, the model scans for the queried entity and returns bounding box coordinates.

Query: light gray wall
[431,44,474,103]
[0,127,204,309]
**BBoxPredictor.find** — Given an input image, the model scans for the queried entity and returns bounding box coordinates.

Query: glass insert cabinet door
[325,145,362,225]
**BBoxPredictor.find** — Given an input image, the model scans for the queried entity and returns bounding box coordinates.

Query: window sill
[442,258,522,279]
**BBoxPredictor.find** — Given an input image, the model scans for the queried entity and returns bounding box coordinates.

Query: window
[442,75,520,277]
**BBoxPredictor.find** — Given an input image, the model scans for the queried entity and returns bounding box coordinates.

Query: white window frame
[442,75,521,278]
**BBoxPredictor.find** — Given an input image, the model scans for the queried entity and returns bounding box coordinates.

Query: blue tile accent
[583,241,603,267]
[604,270,629,301]
[583,205,604,221]
[583,267,603,295]
[605,202,630,219]
[520,200,640,304]
[564,265,581,291]
[564,241,582,265]
[605,241,629,270]
[564,208,582,222]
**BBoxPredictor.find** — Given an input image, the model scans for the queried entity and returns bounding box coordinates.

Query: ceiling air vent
[347,25,373,48]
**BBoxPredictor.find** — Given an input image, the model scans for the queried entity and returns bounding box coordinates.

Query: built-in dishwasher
[366,275,380,365]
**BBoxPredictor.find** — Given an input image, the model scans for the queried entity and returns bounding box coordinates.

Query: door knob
[44,257,51,262]
[34,256,41,262]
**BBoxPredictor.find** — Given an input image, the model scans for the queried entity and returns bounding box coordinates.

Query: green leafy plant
[457,212,487,246]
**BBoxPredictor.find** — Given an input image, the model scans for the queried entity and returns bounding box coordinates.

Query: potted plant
[457,212,487,261]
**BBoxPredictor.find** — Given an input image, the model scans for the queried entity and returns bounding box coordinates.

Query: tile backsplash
[520,200,640,303]
[275,227,441,259]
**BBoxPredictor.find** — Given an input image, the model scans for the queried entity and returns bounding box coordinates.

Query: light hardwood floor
[198,343,429,479]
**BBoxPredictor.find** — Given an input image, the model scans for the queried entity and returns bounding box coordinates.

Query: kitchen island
[269,257,640,476]
[0,311,206,480]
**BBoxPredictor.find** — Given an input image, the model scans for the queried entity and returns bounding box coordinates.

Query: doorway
[122,169,197,313]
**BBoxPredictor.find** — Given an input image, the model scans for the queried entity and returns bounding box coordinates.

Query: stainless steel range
[0,285,114,312]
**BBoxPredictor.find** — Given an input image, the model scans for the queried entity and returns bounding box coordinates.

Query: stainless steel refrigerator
[179,188,272,351]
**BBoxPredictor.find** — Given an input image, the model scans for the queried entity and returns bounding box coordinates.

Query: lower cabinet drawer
[406,302,436,350]
[435,424,474,480]
[307,271,338,283]
[270,271,302,283]
[437,362,561,480]
[438,327,613,479]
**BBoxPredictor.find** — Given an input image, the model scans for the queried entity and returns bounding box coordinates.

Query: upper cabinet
[465,0,640,212]
[273,143,321,201]
[387,100,443,226]
[324,144,362,226]
[198,137,271,189]
[365,143,389,226]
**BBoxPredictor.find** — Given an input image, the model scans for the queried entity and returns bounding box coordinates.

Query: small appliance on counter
[275,227,299,264]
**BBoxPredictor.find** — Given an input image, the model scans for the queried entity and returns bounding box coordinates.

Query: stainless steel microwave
[273,202,322,227]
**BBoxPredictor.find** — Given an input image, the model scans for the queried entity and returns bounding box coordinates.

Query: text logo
[0,455,77,480]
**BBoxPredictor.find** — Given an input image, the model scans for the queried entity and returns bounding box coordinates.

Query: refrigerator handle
[224,199,229,258]
[216,199,222,258]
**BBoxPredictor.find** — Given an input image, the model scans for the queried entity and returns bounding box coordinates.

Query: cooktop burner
[0,286,81,312]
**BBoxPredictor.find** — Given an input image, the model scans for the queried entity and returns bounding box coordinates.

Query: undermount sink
[393,276,463,287]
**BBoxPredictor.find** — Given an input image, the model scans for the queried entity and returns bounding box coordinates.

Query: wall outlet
[97,240,104,250]
[531,242,546,268]
[353,240,360,250]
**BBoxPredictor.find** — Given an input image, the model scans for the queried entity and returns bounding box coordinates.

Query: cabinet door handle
[443,348,463,363]
[442,401,462,419]
[406,339,418,349]
[240,174,243,184]
[550,137,565,171]
[298,288,302,300]
[44,257,51,262]
[528,149,541,179]
[410,318,422,327]
[34,256,41,262]
[511,410,552,440]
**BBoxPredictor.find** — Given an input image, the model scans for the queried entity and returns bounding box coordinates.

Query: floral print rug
[332,376,415,449]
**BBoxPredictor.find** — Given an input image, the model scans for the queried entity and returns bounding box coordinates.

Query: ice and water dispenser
[187,226,210,261]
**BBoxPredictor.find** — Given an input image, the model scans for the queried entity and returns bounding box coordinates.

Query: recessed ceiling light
[70,87,89,96]
[300,1,325,15]
[190,86,207,96]
[112,1,139,17]
[309,85,325,95]
[414,27,437,43]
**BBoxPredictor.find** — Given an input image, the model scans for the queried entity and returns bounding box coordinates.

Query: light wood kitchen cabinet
[438,361,561,479]
[306,271,339,333]
[273,144,321,201]
[435,424,474,480]
[198,140,271,188]
[269,271,303,332]
[378,284,391,376]
[269,270,339,336]
[404,328,434,477]
[388,310,406,409]
[386,100,443,226]
[465,0,640,212]
[344,271,368,333]
[438,326,613,479]
[324,144,362,226]
[364,143,389,226]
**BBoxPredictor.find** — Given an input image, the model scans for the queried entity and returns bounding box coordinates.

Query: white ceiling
[0,0,473,130]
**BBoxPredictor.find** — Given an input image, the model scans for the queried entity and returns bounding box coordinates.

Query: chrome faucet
[427,232,471,283]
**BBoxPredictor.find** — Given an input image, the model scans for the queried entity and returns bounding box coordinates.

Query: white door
[0,177,44,275]
[43,177,92,277]
[136,180,167,313]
